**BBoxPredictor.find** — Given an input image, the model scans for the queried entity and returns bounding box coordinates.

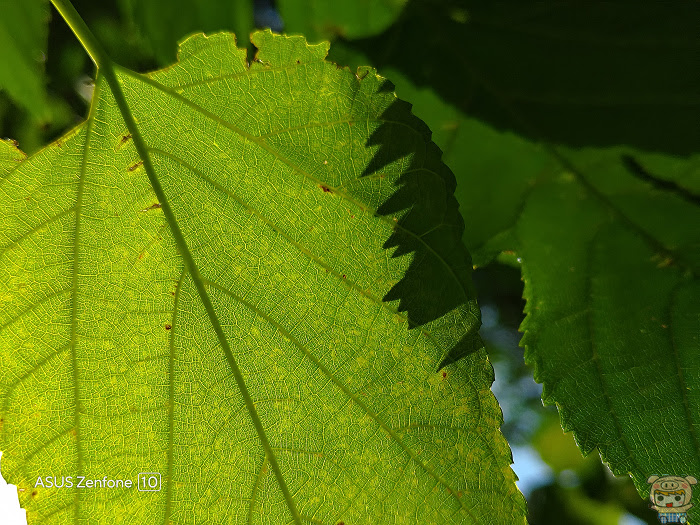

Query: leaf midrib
[97,57,305,524]
[68,64,102,525]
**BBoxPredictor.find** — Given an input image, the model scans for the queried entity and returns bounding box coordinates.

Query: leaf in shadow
[346,0,700,154]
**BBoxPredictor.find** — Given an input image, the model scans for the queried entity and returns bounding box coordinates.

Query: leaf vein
[203,278,477,521]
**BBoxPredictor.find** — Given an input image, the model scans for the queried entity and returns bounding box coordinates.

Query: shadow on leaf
[356,79,484,369]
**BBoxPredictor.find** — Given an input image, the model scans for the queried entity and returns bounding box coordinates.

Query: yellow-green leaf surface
[0,22,525,525]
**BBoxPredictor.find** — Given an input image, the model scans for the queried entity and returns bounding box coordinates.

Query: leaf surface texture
[0,30,525,524]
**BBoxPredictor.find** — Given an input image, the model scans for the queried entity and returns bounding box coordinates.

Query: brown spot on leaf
[342,274,346,279]
[296,59,300,64]
[120,134,132,145]
[442,371,447,379]
[140,202,161,212]
[165,324,172,330]
[320,185,332,193]
[31,490,37,497]
[128,160,143,172]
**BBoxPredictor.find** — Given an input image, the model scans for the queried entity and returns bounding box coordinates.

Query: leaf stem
[50,2,303,523]
[50,0,110,69]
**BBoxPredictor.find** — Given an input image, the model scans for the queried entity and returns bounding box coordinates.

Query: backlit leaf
[0,28,525,524]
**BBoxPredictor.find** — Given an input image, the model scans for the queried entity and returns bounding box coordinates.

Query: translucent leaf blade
[0,30,526,524]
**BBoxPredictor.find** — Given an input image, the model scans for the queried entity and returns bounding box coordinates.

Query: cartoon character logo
[648,475,697,524]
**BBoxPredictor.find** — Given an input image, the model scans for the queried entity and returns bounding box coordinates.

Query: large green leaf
[0,18,526,525]
[326,0,700,512]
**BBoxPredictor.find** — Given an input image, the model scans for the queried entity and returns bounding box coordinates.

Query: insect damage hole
[128,160,143,172]
[116,133,132,151]
[139,203,162,212]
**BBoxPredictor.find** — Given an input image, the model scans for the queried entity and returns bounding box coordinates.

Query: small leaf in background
[278,0,407,41]
[117,0,253,64]
[0,0,51,123]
